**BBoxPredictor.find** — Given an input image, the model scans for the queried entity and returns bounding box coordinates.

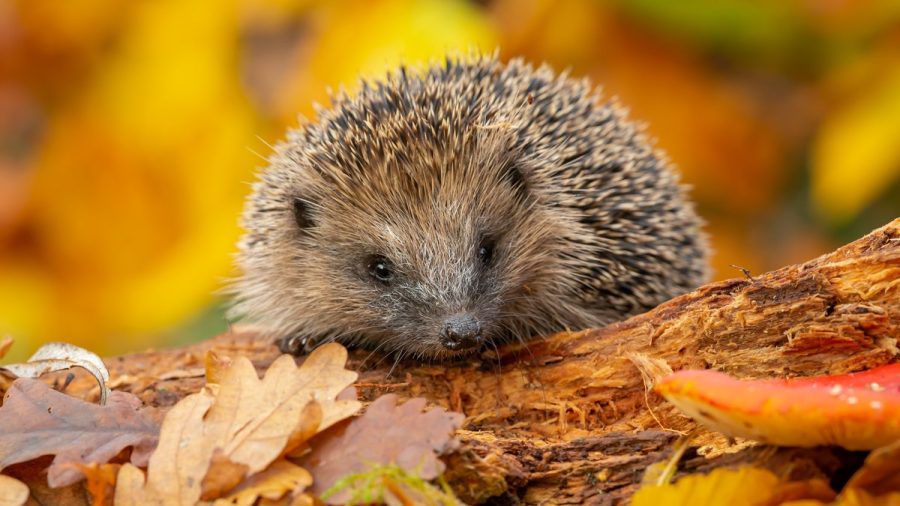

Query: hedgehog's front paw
[276,334,320,356]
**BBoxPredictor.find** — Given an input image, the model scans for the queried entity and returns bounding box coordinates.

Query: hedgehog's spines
[230,53,709,359]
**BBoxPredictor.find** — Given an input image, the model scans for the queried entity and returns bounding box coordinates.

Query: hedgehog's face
[291,161,561,360]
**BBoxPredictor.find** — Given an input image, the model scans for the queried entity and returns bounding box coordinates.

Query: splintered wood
[54,219,900,504]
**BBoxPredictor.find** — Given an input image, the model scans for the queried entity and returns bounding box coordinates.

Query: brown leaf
[284,402,323,457]
[115,344,359,505]
[204,344,359,474]
[0,379,161,487]
[113,464,155,506]
[0,475,28,506]
[844,439,900,497]
[204,350,233,385]
[201,451,250,500]
[141,392,215,504]
[0,343,110,405]
[4,459,89,506]
[214,459,312,506]
[79,463,119,506]
[300,394,464,503]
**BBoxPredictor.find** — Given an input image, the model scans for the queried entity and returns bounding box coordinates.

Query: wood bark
[62,218,900,504]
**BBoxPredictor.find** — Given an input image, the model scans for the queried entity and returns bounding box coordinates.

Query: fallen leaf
[655,364,900,450]
[157,368,206,381]
[0,378,160,487]
[115,344,359,505]
[204,350,233,385]
[113,463,156,506]
[833,488,900,506]
[214,459,312,506]
[139,393,215,505]
[300,393,464,504]
[200,451,250,501]
[0,475,28,506]
[284,402,323,457]
[844,439,900,497]
[3,459,90,506]
[79,463,119,506]
[204,344,359,474]
[0,342,110,405]
[632,466,780,506]
[762,479,836,506]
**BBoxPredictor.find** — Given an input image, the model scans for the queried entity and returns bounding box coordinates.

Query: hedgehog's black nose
[440,313,482,351]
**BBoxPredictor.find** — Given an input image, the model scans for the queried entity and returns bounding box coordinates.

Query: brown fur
[229,54,709,360]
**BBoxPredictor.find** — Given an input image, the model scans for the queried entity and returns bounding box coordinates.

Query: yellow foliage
[632,467,780,506]
[812,67,900,224]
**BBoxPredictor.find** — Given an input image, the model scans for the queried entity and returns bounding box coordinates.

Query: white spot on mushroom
[871,400,883,410]
[847,396,858,405]
[829,385,842,396]
[870,382,885,392]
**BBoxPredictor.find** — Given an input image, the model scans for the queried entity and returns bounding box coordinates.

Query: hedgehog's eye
[477,240,495,266]
[368,256,394,283]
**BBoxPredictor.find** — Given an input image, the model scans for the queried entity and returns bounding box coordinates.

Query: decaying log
[62,219,899,504]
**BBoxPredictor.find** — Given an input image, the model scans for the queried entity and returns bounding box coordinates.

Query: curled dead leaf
[1,342,110,405]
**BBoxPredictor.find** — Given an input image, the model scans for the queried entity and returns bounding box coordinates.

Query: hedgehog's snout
[439,313,483,351]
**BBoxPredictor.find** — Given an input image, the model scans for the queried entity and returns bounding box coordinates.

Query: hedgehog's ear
[292,197,315,230]
[502,163,531,200]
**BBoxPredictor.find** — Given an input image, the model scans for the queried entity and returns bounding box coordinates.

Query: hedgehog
[229,54,709,361]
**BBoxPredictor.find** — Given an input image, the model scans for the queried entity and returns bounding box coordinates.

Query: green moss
[321,463,459,505]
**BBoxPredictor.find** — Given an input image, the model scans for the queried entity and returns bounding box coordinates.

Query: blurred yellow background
[1,0,899,360]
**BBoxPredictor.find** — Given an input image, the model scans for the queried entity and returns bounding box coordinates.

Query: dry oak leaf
[0,342,111,405]
[213,459,312,506]
[0,378,160,488]
[204,344,360,474]
[115,344,359,505]
[300,393,464,504]
[655,363,900,450]
[0,475,28,506]
[114,393,213,505]
[200,451,251,501]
